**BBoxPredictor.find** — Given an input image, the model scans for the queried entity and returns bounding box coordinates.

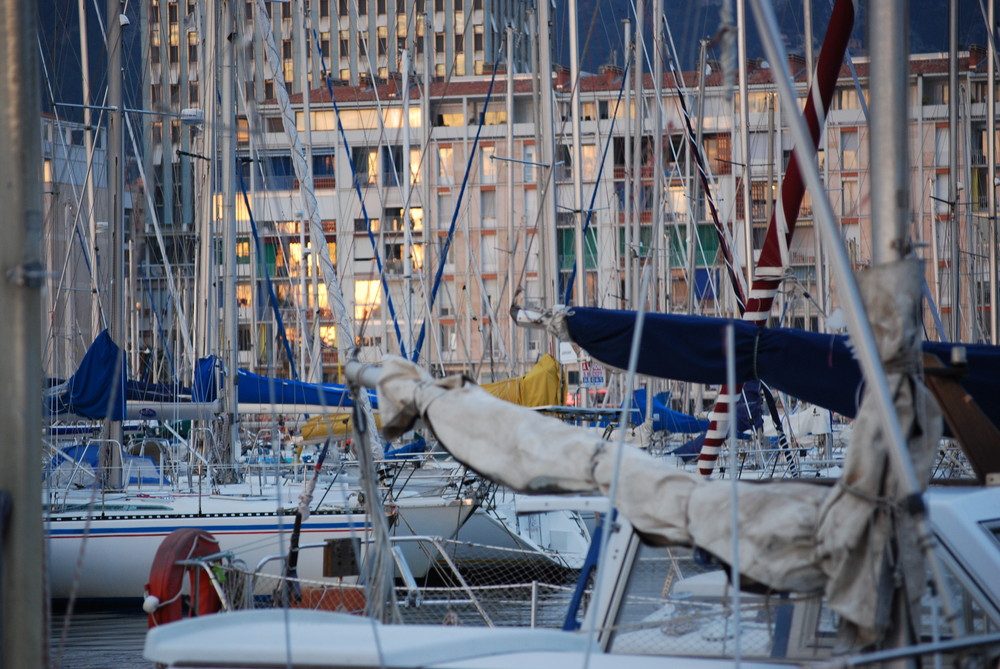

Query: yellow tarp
[299,355,559,442]
[480,354,561,408]
[300,413,382,442]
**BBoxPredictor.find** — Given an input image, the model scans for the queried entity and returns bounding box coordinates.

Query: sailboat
[40,0,479,604]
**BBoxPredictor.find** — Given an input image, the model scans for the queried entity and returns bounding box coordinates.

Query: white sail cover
[373,261,939,641]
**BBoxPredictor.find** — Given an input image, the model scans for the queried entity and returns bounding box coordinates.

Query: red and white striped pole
[697,0,857,477]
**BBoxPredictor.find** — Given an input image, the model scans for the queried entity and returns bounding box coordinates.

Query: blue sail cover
[565,307,1000,429]
[47,331,197,420]
[47,330,127,420]
[627,389,710,433]
[194,356,376,408]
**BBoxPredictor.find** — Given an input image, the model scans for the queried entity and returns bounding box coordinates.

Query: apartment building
[134,3,998,390]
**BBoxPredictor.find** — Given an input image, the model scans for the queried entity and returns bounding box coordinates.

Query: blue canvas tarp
[46,330,127,420]
[194,356,376,409]
[627,389,710,433]
[564,307,1000,430]
[47,331,195,420]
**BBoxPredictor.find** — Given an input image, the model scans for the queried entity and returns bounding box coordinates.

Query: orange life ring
[144,528,223,627]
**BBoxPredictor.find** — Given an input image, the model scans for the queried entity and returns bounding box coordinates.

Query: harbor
[1,0,999,666]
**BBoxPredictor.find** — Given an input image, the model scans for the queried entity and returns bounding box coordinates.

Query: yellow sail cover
[300,355,560,442]
[480,354,561,408]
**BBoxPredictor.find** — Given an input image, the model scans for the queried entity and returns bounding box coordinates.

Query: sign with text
[580,361,605,387]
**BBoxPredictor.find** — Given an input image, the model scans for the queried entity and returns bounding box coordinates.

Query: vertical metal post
[537,1,558,308]
[870,0,909,264]
[651,0,664,313]
[623,20,633,307]
[105,0,125,484]
[221,0,240,465]
[630,0,645,305]
[569,0,585,308]
[505,27,517,369]
[990,0,998,344]
[737,0,753,294]
[949,0,960,339]
[0,0,45,663]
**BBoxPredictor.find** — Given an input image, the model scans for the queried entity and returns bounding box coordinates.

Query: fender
[144,528,223,627]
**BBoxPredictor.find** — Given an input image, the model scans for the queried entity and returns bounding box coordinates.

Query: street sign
[580,361,605,387]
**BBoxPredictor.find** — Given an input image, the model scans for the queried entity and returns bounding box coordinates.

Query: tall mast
[0,0,45,663]
[505,26,517,370]
[737,0,753,297]
[537,0,558,310]
[402,48,414,355]
[651,0,664,313]
[79,0,100,342]
[630,0,645,305]
[221,0,240,465]
[569,0,585,308]
[948,0,960,340]
[990,0,998,344]
[622,20,633,308]
[105,0,126,484]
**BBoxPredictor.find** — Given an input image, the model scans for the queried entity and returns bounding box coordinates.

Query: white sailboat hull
[47,492,476,601]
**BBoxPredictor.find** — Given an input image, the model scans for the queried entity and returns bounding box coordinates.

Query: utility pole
[0,0,46,664]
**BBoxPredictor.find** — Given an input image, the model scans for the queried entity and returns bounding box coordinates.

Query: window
[340,30,350,57]
[382,145,403,186]
[581,144,598,180]
[481,190,496,223]
[357,0,367,14]
[935,127,950,166]
[840,129,859,171]
[454,32,464,54]
[352,146,378,185]
[841,179,859,218]
[440,323,457,351]
[438,146,454,185]
[480,235,498,270]
[480,145,496,183]
[354,279,381,321]
[523,145,536,182]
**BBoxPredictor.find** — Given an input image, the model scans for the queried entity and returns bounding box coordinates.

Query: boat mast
[630,0,644,305]
[536,0,559,313]
[623,20,633,308]
[506,26,516,371]
[0,0,45,663]
[79,0,100,343]
[651,0,665,314]
[990,0,998,344]
[221,0,241,467]
[949,0,960,340]
[569,0,585,309]
[105,0,126,486]
[403,48,414,357]
[737,0,753,300]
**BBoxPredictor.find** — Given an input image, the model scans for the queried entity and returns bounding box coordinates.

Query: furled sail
[543,306,1000,433]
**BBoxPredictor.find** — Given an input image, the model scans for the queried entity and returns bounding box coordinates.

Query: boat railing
[178,534,583,629]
